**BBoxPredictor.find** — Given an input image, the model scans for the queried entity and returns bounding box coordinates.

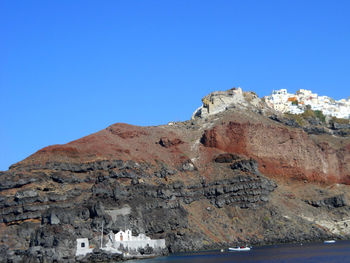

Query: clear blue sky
[1,0,350,171]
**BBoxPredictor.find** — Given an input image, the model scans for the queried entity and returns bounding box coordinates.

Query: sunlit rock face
[192,88,245,119]
[192,87,268,119]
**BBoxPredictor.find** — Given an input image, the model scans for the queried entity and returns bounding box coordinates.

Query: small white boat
[324,240,336,244]
[228,246,251,251]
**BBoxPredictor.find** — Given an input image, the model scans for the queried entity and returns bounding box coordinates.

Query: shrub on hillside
[330,117,349,125]
[285,109,326,125]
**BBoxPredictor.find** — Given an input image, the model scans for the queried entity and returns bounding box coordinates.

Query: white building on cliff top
[264,89,350,119]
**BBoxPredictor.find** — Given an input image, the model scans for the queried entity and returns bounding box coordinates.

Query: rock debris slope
[1,88,350,262]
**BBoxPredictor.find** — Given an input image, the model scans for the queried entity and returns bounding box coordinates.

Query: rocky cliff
[1,88,350,262]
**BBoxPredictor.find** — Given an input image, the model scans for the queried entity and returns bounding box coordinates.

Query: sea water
[128,240,350,263]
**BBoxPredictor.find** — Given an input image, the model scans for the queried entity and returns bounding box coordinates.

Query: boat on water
[324,240,336,244]
[228,246,251,251]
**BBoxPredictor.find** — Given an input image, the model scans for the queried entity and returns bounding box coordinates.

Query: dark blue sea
[129,241,350,263]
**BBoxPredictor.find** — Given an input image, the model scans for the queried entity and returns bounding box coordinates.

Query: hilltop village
[264,89,350,119]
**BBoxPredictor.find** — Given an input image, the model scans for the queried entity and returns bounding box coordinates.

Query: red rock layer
[13,112,350,185]
[200,120,350,184]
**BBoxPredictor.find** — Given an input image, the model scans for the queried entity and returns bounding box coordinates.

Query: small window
[81,242,85,248]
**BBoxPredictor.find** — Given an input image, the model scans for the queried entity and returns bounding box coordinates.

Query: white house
[115,229,132,241]
[114,229,153,243]
[76,238,93,257]
[110,229,165,251]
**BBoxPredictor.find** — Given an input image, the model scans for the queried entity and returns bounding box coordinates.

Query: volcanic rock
[1,88,350,262]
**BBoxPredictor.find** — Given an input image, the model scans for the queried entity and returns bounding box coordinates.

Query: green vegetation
[291,100,298,106]
[285,108,327,125]
[313,110,326,123]
[284,113,306,126]
[263,216,270,222]
[330,116,349,125]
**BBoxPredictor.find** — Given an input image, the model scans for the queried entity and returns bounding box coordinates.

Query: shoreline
[116,238,349,262]
[128,239,350,262]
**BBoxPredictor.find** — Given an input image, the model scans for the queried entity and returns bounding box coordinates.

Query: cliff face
[200,120,350,184]
[1,89,350,262]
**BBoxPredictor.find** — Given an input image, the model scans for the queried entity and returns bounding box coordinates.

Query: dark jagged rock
[268,113,350,136]
[230,159,260,175]
[0,172,38,190]
[331,123,350,130]
[154,166,177,178]
[306,195,347,208]
[11,160,125,173]
[76,249,123,263]
[269,114,301,128]
[334,129,350,137]
[15,189,38,200]
[303,126,328,135]
[214,153,241,163]
[159,137,184,148]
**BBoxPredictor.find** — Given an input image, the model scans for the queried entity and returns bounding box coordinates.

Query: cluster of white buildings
[107,229,165,251]
[76,229,166,257]
[264,89,350,119]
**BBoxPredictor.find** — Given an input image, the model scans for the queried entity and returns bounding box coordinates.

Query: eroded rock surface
[1,88,350,262]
